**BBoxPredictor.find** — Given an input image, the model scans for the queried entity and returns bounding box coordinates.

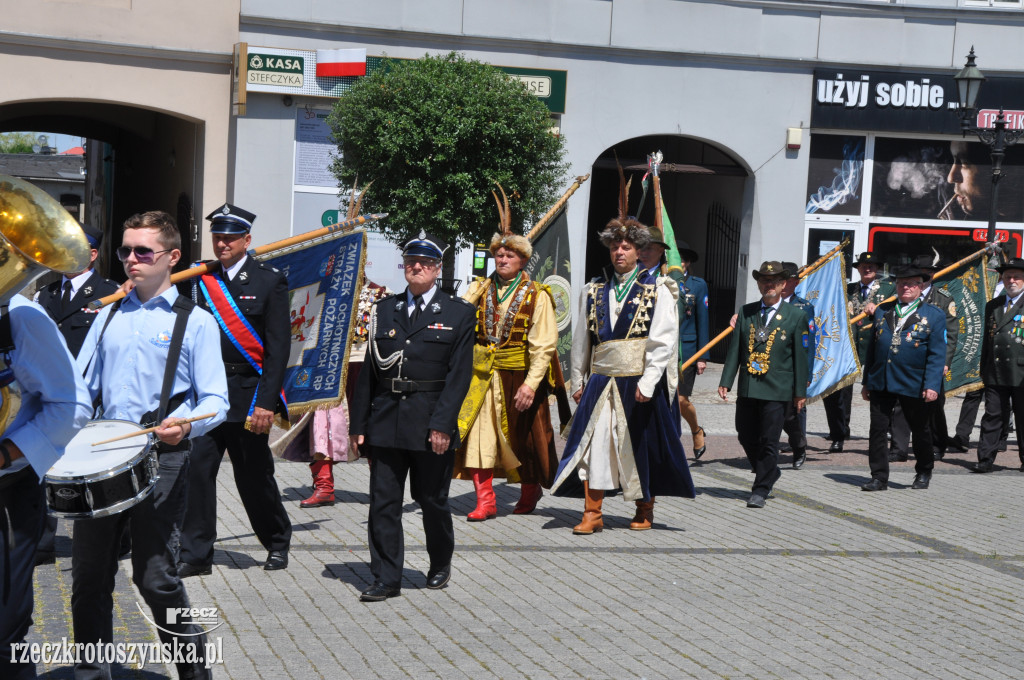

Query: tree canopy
[328,52,567,251]
[0,132,35,154]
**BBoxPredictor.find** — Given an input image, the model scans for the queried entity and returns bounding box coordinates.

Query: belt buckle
[391,379,405,393]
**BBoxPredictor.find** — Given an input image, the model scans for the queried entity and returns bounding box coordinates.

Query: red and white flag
[316,48,367,77]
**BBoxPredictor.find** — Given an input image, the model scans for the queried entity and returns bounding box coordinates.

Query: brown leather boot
[572,482,604,534]
[629,498,655,530]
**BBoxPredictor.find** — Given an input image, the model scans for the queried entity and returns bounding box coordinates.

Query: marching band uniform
[349,233,475,601]
[822,252,894,452]
[455,201,567,519]
[669,240,710,459]
[861,265,946,490]
[552,220,694,534]
[0,297,91,680]
[719,261,809,508]
[972,258,1024,473]
[180,204,293,575]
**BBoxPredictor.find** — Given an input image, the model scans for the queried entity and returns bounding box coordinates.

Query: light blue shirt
[2,296,92,481]
[405,284,438,317]
[77,286,229,436]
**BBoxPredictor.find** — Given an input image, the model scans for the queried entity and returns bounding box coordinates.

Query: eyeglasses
[116,246,173,263]
[403,257,439,269]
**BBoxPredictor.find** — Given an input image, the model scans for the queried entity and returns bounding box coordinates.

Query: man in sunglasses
[178,204,293,577]
[349,232,475,602]
[74,210,229,679]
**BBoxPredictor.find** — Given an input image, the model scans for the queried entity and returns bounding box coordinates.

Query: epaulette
[376,292,399,304]
[256,261,282,274]
[450,294,475,308]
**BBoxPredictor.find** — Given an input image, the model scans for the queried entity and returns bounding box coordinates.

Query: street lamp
[952,48,1024,245]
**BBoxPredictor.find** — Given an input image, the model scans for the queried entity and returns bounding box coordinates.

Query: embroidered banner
[796,251,861,402]
[525,205,573,377]
[259,230,367,415]
[934,256,990,396]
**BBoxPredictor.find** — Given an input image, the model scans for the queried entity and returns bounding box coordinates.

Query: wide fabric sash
[199,273,288,424]
[591,339,646,377]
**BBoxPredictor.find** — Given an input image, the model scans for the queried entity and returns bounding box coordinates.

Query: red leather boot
[467,468,497,521]
[512,483,542,514]
[300,460,336,508]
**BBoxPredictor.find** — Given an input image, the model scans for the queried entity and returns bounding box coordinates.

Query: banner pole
[526,175,590,242]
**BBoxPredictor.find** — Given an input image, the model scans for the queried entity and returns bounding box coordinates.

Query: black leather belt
[225,362,257,376]
[389,378,445,393]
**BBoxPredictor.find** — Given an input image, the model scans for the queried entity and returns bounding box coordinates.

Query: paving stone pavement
[27,364,1024,679]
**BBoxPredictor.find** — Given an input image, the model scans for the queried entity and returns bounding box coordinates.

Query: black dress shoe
[829,440,844,453]
[177,562,212,578]
[264,550,288,571]
[792,448,806,470]
[692,427,706,460]
[911,474,931,489]
[888,451,908,463]
[947,436,968,453]
[746,493,766,508]
[997,441,1008,452]
[933,449,945,461]
[426,564,451,590]
[360,583,401,602]
[970,462,994,473]
[861,478,888,491]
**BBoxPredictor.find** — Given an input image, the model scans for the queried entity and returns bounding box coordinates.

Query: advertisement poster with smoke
[871,137,1024,222]
[933,256,990,396]
[806,135,865,216]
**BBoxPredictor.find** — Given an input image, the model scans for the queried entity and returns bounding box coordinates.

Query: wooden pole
[525,174,590,241]
[847,245,990,326]
[88,212,386,309]
[680,238,851,372]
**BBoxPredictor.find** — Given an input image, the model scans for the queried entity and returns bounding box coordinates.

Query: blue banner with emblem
[258,230,367,415]
[796,251,861,402]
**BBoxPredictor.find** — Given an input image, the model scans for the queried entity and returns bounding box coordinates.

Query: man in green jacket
[719,261,809,508]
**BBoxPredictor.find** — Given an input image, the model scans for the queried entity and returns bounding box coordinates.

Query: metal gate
[704,201,740,363]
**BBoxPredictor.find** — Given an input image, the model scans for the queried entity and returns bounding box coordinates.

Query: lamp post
[952,48,1024,246]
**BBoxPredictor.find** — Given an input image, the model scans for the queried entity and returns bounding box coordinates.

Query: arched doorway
[0,101,204,282]
[586,135,749,361]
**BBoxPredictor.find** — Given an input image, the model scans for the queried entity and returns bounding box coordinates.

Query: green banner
[935,256,989,396]
[524,206,573,377]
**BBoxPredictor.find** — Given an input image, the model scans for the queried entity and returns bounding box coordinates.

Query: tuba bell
[0,174,92,433]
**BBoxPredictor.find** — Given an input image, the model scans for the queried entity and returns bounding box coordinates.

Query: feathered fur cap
[487,183,533,260]
[598,159,651,249]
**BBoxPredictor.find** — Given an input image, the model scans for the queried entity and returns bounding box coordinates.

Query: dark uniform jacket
[720,300,810,401]
[863,300,946,398]
[980,293,1024,388]
[349,288,475,451]
[669,271,710,363]
[849,279,895,365]
[786,294,817,378]
[192,257,290,422]
[38,271,119,357]
[923,284,959,369]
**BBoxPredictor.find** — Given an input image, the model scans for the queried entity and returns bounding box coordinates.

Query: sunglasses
[116,246,173,263]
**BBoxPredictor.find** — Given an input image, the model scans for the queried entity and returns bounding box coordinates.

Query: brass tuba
[0,174,92,433]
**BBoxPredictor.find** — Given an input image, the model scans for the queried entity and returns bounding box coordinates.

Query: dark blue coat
[862,300,946,398]
[670,271,710,364]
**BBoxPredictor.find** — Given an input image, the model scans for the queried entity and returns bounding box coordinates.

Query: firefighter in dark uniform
[719,261,810,508]
[349,232,475,602]
[178,204,293,576]
[972,257,1024,473]
[860,264,946,491]
[780,261,816,469]
[823,251,894,452]
[889,254,958,461]
[34,223,119,565]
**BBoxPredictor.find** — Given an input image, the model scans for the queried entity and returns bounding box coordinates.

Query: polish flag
[316,48,367,77]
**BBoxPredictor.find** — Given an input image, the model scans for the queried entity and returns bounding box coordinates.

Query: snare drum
[45,420,159,519]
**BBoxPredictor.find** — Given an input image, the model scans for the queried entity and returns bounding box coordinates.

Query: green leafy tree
[328,52,567,256]
[0,132,35,154]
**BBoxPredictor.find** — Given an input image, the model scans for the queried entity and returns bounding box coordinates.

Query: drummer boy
[73,211,228,680]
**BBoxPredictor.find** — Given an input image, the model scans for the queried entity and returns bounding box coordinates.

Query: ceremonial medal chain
[485,276,528,346]
[746,324,780,375]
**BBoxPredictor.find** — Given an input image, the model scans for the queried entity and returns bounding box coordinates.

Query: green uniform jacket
[849,279,896,365]
[980,294,1024,388]
[720,300,810,401]
[924,285,958,369]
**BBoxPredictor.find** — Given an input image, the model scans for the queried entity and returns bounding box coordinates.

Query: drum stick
[90,413,218,446]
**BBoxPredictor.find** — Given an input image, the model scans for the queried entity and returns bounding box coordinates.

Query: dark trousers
[0,469,45,680]
[823,385,852,440]
[71,451,210,680]
[977,385,1024,466]
[956,388,1010,446]
[735,397,786,496]
[868,392,934,483]
[782,404,807,452]
[180,422,291,567]
[891,391,948,455]
[367,445,455,588]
